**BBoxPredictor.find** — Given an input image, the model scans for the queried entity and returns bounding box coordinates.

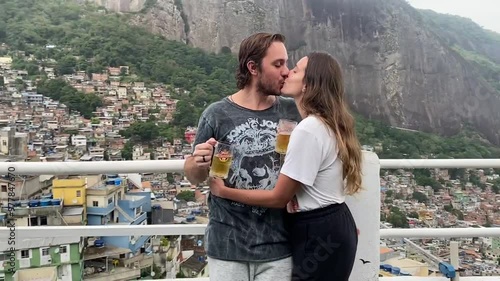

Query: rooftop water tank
[40,199,51,206]
[28,200,40,207]
[51,199,61,206]
[94,240,105,248]
[382,264,392,272]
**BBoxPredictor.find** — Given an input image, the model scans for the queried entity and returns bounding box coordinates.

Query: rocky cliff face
[130,0,500,145]
[87,0,146,12]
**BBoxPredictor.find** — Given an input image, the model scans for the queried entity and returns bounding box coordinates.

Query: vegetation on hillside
[418,9,500,92]
[37,79,103,119]
[418,9,500,44]
[1,0,500,159]
[451,46,500,91]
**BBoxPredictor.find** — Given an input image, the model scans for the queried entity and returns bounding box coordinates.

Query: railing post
[345,151,381,281]
[450,241,460,281]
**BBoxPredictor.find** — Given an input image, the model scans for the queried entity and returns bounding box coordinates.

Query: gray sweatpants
[208,256,292,281]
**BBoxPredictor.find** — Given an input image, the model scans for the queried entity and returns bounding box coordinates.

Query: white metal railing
[1,158,500,175]
[0,158,500,281]
[3,224,500,240]
[3,158,500,240]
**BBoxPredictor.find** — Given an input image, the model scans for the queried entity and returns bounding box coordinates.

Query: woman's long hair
[301,52,363,195]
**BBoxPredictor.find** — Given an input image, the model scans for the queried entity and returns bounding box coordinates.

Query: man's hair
[236,33,286,89]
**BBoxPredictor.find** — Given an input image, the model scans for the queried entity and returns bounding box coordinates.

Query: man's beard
[257,77,281,96]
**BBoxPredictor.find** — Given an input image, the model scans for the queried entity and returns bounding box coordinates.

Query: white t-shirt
[280,115,345,212]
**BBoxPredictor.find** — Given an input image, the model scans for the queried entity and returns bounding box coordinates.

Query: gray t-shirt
[193,96,301,262]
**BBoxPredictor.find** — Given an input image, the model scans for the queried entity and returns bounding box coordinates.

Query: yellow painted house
[52,178,87,206]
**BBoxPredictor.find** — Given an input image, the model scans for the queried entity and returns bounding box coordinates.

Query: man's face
[256,42,289,96]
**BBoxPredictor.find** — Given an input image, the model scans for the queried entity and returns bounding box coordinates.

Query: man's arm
[183,111,216,185]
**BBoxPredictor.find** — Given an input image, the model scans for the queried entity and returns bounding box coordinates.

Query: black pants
[289,203,358,281]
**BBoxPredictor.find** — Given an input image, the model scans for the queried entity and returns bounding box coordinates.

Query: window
[108,197,112,204]
[1,185,7,192]
[76,190,81,197]
[40,216,48,226]
[92,201,98,207]
[41,248,49,256]
[21,250,29,259]
[59,246,67,254]
[30,217,38,226]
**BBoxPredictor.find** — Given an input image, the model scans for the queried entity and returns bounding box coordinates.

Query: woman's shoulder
[295,116,334,143]
[297,115,324,130]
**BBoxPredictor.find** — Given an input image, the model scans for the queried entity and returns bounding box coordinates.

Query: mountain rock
[128,0,500,145]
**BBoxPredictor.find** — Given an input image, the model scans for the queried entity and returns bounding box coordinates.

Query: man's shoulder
[200,98,234,121]
[277,96,295,104]
[204,98,230,113]
[277,96,301,121]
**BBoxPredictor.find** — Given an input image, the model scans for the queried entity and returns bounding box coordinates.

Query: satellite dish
[197,240,202,247]
[151,272,155,277]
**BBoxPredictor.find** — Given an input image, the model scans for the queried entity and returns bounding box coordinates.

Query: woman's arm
[209,174,302,208]
[209,122,322,209]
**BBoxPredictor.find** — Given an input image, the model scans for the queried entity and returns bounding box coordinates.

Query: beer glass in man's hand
[209,142,233,179]
[275,119,297,155]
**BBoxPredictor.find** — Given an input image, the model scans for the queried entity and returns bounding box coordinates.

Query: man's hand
[191,138,217,169]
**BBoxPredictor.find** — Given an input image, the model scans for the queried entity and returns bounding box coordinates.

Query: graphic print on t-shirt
[225,117,281,215]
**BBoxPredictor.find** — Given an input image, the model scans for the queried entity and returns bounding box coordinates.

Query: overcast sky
[406,0,500,33]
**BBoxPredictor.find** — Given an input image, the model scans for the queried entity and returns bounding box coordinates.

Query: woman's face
[281,56,308,98]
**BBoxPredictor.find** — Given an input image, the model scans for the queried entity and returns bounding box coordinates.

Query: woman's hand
[286,197,299,213]
[208,177,226,197]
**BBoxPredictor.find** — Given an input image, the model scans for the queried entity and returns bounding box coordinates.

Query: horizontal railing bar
[380,227,500,238]
[0,160,186,175]
[157,276,498,281]
[1,225,206,240]
[2,159,500,175]
[2,225,500,240]
[380,159,500,169]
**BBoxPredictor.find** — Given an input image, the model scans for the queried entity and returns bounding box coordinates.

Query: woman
[209,51,363,281]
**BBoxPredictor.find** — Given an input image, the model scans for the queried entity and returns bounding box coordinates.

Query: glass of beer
[275,119,297,154]
[209,142,233,179]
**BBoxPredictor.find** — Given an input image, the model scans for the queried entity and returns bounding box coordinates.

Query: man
[184,32,301,280]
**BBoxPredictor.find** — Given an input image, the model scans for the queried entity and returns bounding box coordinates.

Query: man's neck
[231,88,277,111]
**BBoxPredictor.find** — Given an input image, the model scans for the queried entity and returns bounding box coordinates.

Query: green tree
[121,141,133,160]
[444,204,453,212]
[56,55,77,75]
[176,191,195,202]
[408,211,419,219]
[387,207,410,228]
[412,191,428,204]
[37,78,102,118]
[394,193,405,200]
